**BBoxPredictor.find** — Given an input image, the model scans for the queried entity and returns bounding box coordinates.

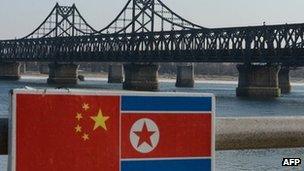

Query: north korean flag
[120,95,214,171]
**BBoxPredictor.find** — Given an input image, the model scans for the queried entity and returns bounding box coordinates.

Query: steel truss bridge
[1,0,304,66]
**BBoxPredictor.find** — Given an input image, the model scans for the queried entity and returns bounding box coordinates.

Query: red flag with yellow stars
[14,93,120,171]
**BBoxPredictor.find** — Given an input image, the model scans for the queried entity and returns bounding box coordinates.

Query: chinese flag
[16,94,120,171]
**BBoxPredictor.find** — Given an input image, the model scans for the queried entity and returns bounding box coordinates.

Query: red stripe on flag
[121,113,212,159]
[16,94,120,171]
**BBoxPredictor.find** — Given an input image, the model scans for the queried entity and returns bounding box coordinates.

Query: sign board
[9,89,215,171]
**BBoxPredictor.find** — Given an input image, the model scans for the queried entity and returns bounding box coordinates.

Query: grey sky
[0,0,303,39]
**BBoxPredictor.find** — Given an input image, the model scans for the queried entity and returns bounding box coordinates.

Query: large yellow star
[91,109,110,131]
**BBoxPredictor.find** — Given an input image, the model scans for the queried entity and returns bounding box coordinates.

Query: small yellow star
[75,125,82,133]
[75,113,83,121]
[82,103,90,111]
[91,109,110,131]
[82,133,89,141]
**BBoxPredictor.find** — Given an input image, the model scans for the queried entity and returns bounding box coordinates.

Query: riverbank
[23,71,238,81]
[23,71,304,84]
[21,72,304,88]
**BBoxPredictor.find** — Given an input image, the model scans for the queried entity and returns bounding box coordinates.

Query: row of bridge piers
[0,61,292,98]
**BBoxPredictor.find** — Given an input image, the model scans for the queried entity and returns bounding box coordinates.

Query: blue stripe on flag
[121,159,211,171]
[121,96,212,111]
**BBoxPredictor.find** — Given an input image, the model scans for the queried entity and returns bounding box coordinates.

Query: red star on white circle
[134,122,156,148]
[129,118,160,154]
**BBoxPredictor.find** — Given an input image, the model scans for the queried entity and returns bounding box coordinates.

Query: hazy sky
[1,0,303,39]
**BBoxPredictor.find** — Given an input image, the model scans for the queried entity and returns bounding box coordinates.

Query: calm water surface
[1,76,304,117]
[1,76,304,170]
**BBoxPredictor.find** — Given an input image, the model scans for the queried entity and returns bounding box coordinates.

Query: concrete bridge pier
[108,64,123,83]
[278,67,291,94]
[39,63,50,74]
[47,63,79,86]
[20,63,27,74]
[0,62,21,80]
[123,63,159,91]
[175,63,195,88]
[236,64,281,98]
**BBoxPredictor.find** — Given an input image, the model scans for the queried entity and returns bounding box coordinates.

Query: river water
[1,76,304,170]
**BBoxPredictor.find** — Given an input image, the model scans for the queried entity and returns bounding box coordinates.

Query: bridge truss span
[1,23,304,64]
[1,1,304,66]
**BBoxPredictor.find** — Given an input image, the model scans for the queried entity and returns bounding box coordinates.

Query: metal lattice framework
[96,0,205,34]
[1,1,304,66]
[23,3,97,39]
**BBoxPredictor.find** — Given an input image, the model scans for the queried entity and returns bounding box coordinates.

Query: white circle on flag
[129,118,160,153]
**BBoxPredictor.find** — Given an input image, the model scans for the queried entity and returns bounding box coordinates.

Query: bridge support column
[39,63,49,74]
[236,64,281,98]
[278,67,291,94]
[175,63,194,88]
[108,64,123,83]
[0,62,20,80]
[123,63,159,91]
[47,63,79,85]
[20,63,27,74]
